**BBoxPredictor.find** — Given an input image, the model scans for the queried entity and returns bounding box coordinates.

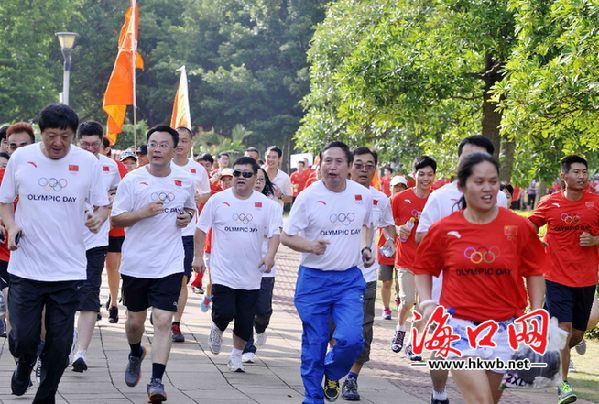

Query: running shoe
[105,297,111,311]
[71,353,88,373]
[200,296,212,312]
[11,361,33,396]
[341,377,360,401]
[228,355,245,373]
[171,323,185,343]
[255,332,267,346]
[0,318,6,337]
[208,323,223,355]
[323,376,340,401]
[558,380,577,404]
[147,377,167,403]
[242,352,256,363]
[575,339,586,356]
[382,308,392,320]
[430,395,450,404]
[390,329,406,353]
[125,346,146,387]
[192,286,204,294]
[405,343,422,362]
[96,312,102,322]
[109,306,119,323]
[69,330,78,364]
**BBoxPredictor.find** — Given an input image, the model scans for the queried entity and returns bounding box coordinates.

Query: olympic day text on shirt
[197,189,281,290]
[284,180,374,271]
[0,144,108,281]
[111,166,196,278]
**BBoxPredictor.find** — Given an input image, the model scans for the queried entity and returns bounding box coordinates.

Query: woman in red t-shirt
[413,153,546,404]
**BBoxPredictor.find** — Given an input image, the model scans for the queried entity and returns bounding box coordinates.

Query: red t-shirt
[109,158,129,238]
[529,191,599,287]
[290,171,301,197]
[304,169,318,189]
[376,228,396,266]
[0,168,9,262]
[391,188,429,269]
[407,177,416,189]
[414,208,546,322]
[381,176,391,197]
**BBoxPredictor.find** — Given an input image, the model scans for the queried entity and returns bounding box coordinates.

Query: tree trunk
[481,53,503,160]
[499,137,516,183]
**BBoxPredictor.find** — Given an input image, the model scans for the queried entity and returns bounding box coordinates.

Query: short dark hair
[146,125,179,148]
[352,147,378,165]
[298,161,305,167]
[500,183,514,196]
[7,122,35,143]
[38,103,79,134]
[176,127,193,137]
[383,166,393,174]
[458,135,494,157]
[245,146,259,154]
[233,156,260,173]
[266,146,282,158]
[199,153,214,164]
[0,151,10,161]
[560,155,587,173]
[319,141,353,165]
[218,152,230,159]
[102,136,111,149]
[77,121,104,139]
[0,125,8,141]
[413,155,437,173]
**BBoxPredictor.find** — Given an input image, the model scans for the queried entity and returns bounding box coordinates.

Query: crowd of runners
[0,103,597,404]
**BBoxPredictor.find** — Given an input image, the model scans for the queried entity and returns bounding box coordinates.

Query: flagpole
[131,0,137,149]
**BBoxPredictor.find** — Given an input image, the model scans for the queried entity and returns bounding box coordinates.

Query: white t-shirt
[197,189,281,290]
[261,199,283,278]
[171,158,211,237]
[270,169,292,207]
[416,180,508,302]
[0,144,109,281]
[283,180,373,271]
[83,154,120,250]
[359,186,394,283]
[112,166,195,278]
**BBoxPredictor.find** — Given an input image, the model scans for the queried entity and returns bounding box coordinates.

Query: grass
[569,339,599,402]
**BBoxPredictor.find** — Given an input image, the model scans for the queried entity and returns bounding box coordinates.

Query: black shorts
[78,246,108,311]
[107,235,125,253]
[182,235,194,281]
[212,284,260,341]
[545,279,596,331]
[0,260,8,290]
[121,272,183,312]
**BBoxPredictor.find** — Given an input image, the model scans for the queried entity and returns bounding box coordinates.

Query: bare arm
[260,234,280,273]
[196,192,211,205]
[415,231,426,244]
[281,231,328,255]
[0,202,20,250]
[526,275,545,310]
[191,228,208,274]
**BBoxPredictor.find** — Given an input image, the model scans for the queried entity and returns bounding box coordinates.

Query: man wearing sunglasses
[193,157,281,373]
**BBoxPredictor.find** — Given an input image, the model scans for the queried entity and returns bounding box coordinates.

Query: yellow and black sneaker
[323,376,340,401]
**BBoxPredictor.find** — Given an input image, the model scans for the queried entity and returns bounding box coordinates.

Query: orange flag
[371,169,381,190]
[103,0,144,144]
[170,66,191,130]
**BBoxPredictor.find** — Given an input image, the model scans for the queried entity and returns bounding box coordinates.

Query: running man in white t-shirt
[170,127,211,343]
[0,104,109,402]
[71,122,121,373]
[414,135,507,404]
[341,147,396,401]
[265,146,292,206]
[193,157,281,373]
[111,126,196,403]
[281,141,375,404]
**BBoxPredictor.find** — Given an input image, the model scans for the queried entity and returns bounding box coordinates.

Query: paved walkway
[0,246,592,403]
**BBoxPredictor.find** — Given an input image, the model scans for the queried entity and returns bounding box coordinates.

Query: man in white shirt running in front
[170,127,211,343]
[193,157,281,373]
[0,104,109,403]
[281,141,375,404]
[111,125,196,403]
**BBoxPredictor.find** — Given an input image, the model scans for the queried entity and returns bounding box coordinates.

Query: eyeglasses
[353,163,376,171]
[233,170,254,178]
[148,142,172,150]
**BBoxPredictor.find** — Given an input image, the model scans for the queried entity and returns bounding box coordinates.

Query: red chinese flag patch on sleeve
[69,164,79,172]
[191,168,197,174]
[373,199,379,205]
[103,166,110,172]
[174,180,182,186]
[355,194,362,201]
[255,202,263,208]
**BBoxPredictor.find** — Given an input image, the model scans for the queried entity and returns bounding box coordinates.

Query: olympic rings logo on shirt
[560,213,580,225]
[233,213,254,224]
[463,246,500,264]
[151,192,175,203]
[329,212,355,225]
[38,177,68,192]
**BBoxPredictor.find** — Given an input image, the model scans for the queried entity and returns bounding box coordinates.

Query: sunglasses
[233,170,254,178]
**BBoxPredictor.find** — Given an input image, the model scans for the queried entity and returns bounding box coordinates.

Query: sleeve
[363,192,374,226]
[266,201,282,238]
[0,154,18,203]
[412,222,445,277]
[283,192,309,235]
[379,197,395,227]
[111,179,133,216]
[415,193,440,233]
[528,195,549,227]
[110,166,121,189]
[518,219,547,276]
[89,159,110,207]
[391,194,402,225]
[197,167,211,194]
[281,174,292,196]
[184,182,196,210]
[197,195,215,233]
[497,190,508,208]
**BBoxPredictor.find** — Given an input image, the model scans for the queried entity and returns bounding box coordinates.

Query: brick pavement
[0,246,591,403]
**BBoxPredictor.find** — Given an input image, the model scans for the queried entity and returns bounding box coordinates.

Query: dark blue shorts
[182,235,194,282]
[122,272,183,312]
[78,246,108,311]
[545,279,595,331]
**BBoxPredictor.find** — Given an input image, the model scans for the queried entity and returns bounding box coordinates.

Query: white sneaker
[69,329,78,364]
[242,352,256,363]
[208,323,223,355]
[255,332,267,346]
[228,355,245,372]
[575,339,586,355]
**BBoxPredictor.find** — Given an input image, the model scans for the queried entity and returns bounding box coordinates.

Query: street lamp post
[55,32,79,105]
